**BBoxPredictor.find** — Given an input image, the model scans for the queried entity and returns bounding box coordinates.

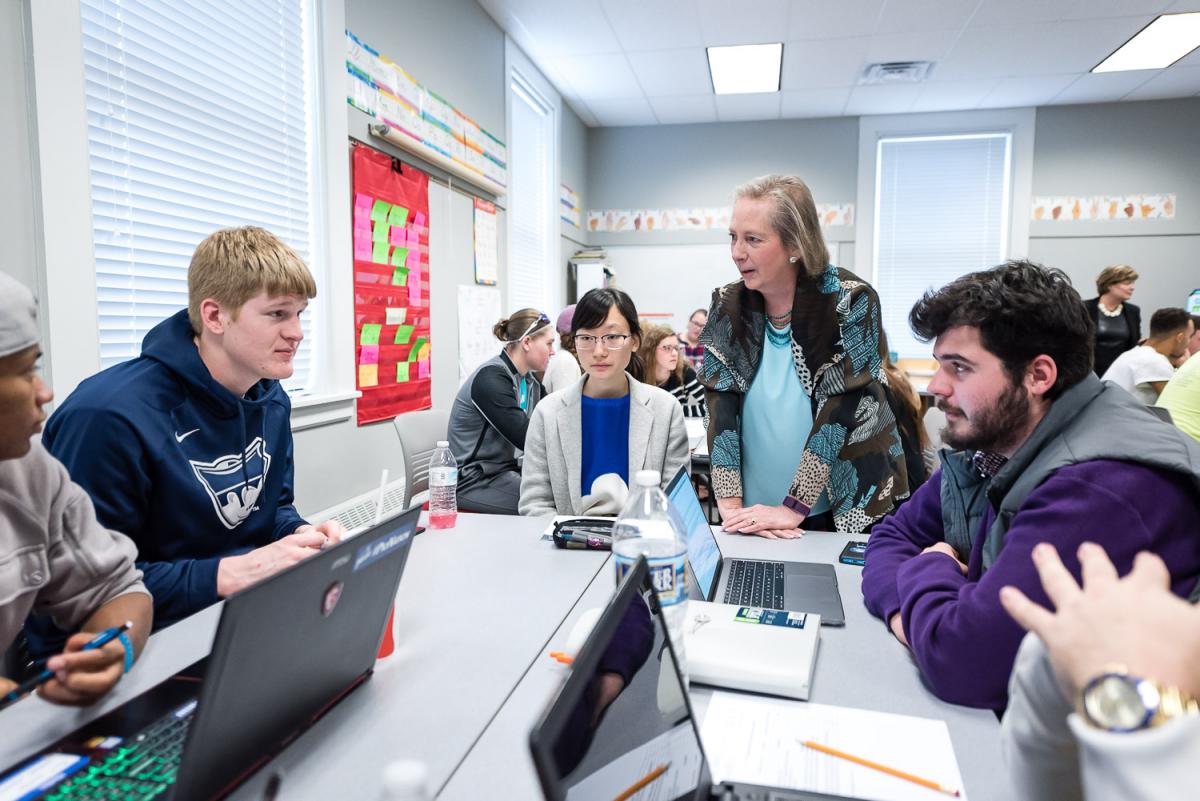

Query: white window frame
[504,37,561,316]
[27,0,356,428]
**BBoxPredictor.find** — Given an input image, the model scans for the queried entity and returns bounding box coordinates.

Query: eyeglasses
[657,343,679,353]
[512,312,551,342]
[574,333,632,351]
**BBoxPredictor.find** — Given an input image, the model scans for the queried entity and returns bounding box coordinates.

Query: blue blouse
[580,394,630,496]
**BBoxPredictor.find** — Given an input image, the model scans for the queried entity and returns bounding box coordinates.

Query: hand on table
[294,519,345,548]
[921,542,968,575]
[217,529,329,597]
[887,613,909,647]
[37,633,126,706]
[719,500,805,539]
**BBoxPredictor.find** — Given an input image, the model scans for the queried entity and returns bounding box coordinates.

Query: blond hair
[187,227,316,331]
[1095,264,1138,296]
[638,324,682,386]
[734,174,830,278]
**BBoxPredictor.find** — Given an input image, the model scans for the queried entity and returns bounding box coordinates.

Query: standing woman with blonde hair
[1083,264,1141,377]
[698,175,908,536]
[447,308,555,514]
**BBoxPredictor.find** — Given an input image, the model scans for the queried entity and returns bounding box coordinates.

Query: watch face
[1083,674,1158,732]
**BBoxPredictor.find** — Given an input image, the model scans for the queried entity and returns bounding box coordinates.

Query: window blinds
[81,0,316,393]
[508,74,554,315]
[873,133,1011,360]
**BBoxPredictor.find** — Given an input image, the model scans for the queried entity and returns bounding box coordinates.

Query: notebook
[0,505,420,801]
[665,466,846,626]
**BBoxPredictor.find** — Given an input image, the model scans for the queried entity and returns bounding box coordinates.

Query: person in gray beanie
[0,271,152,707]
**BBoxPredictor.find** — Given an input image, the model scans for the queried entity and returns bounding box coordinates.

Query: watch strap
[117,631,134,674]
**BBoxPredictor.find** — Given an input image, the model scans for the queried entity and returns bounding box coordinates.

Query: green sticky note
[396,362,410,383]
[407,336,427,362]
[373,221,389,242]
[372,240,389,264]
[360,323,381,345]
[391,246,409,267]
[388,205,409,227]
[394,324,414,345]
[391,266,409,286]
[370,199,391,223]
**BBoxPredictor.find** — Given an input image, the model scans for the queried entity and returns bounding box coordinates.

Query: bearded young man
[861,260,1200,712]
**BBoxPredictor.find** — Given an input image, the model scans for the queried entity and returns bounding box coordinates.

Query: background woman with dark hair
[698,174,908,536]
[638,324,707,419]
[447,308,554,514]
[1083,264,1140,377]
[519,288,688,516]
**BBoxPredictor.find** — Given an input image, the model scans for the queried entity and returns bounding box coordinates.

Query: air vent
[859,61,934,85]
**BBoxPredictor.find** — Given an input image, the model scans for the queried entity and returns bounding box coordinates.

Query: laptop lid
[170,505,420,801]
[665,466,722,602]
[529,557,715,801]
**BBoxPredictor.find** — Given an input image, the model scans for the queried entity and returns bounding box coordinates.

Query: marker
[548,652,574,664]
[0,621,133,710]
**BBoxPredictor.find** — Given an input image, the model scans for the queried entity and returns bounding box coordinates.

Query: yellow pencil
[800,740,960,797]
[610,762,670,801]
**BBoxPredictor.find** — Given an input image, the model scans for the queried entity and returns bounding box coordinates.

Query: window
[507,69,556,315]
[873,133,1011,359]
[81,0,319,393]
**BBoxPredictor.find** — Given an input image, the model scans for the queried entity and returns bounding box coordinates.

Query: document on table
[565,723,702,801]
[699,692,967,801]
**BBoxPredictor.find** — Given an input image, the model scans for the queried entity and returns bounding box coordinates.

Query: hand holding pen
[0,621,133,710]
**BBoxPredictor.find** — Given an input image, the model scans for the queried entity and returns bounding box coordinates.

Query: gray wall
[559,102,589,295]
[1027,99,1200,323]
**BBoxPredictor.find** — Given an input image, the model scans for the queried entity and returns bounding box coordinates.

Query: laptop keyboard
[44,704,194,801]
[722,560,786,609]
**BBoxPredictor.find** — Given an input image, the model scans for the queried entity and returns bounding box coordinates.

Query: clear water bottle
[428,441,458,529]
[613,470,689,676]
[378,760,431,801]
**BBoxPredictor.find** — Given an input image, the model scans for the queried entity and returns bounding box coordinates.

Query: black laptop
[529,556,845,801]
[0,505,420,801]
[665,467,845,625]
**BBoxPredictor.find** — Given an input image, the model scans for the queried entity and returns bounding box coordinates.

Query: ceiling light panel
[1093,13,1200,73]
[707,43,783,94]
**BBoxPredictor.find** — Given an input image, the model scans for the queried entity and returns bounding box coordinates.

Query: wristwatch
[1081,668,1200,732]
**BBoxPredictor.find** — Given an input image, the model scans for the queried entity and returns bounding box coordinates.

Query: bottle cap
[436,440,449,447]
[381,760,429,799]
[635,470,660,487]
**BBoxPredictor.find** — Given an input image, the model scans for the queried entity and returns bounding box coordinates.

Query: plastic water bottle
[428,441,458,529]
[378,760,431,801]
[612,470,689,676]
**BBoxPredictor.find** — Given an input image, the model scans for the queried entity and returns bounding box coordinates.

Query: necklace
[1098,301,1123,318]
[766,308,793,323]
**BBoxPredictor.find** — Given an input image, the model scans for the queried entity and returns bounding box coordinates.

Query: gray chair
[393,408,451,509]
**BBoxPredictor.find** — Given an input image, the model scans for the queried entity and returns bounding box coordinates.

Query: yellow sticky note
[358,363,378,387]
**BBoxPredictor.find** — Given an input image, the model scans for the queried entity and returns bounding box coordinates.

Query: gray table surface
[441,528,1015,801]
[0,513,608,801]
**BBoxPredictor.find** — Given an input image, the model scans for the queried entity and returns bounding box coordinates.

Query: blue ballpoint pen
[0,620,133,710]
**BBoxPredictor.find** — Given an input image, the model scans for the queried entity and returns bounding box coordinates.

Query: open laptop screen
[665,467,720,600]
[531,559,709,801]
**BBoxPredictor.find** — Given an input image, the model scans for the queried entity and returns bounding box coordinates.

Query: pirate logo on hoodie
[189,437,272,529]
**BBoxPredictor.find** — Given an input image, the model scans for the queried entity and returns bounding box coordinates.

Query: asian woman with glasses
[447,308,555,514]
[518,289,689,516]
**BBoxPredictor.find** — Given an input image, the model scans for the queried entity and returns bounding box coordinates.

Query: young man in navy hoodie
[860,260,1200,712]
[32,227,344,653]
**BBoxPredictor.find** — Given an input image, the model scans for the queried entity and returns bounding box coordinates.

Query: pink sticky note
[417,359,429,380]
[354,207,370,226]
[406,227,419,246]
[413,212,426,228]
[389,227,406,246]
[355,192,373,210]
[405,248,420,269]
[359,344,380,365]
[354,271,378,284]
[354,241,372,262]
[408,267,421,305]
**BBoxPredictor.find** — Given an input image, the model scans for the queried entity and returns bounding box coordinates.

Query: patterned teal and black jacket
[697,264,909,533]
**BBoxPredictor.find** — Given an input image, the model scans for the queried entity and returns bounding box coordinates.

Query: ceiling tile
[874,0,981,34]
[1058,1,1174,21]
[1123,64,1200,99]
[627,48,713,95]
[780,88,852,118]
[969,0,1065,29]
[696,0,792,46]
[788,0,886,40]
[715,92,783,121]
[977,74,1080,108]
[586,96,659,127]
[600,0,705,51]
[1050,70,1158,104]
[866,29,962,64]
[545,52,644,99]
[649,94,719,124]
[1173,43,1200,67]
[910,79,1001,112]
[782,37,870,90]
[484,0,622,56]
[843,83,923,115]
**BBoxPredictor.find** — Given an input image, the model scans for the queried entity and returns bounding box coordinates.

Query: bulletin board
[352,142,432,425]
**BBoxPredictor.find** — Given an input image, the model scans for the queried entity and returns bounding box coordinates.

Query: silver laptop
[665,467,845,626]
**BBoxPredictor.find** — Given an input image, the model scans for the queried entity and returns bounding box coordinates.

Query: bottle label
[614,554,687,607]
[429,467,458,486]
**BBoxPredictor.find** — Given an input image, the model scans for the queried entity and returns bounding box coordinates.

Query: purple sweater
[861,459,1200,711]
